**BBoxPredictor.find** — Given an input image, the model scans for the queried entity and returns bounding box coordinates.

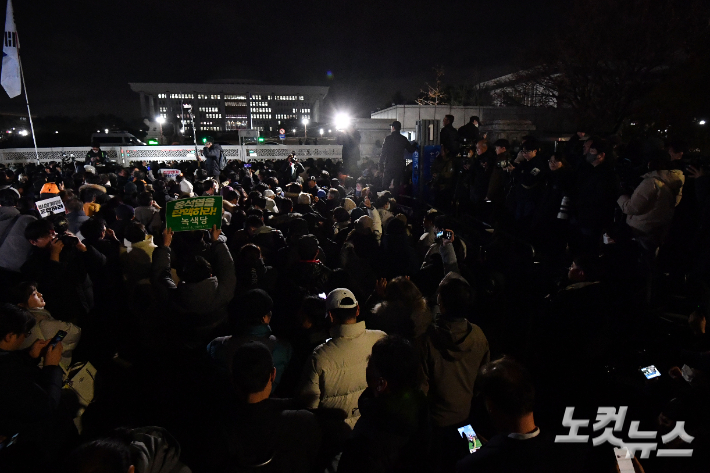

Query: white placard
[159,169,181,180]
[36,196,66,218]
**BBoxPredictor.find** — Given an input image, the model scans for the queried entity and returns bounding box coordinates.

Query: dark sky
[1,0,563,121]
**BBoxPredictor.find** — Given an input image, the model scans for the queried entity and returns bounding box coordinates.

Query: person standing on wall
[200,136,226,180]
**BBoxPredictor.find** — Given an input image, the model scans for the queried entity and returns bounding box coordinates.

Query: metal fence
[0,145,343,165]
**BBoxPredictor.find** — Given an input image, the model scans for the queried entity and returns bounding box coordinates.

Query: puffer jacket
[20,308,81,369]
[300,321,386,429]
[0,207,36,272]
[129,426,192,473]
[618,169,684,235]
[417,317,490,427]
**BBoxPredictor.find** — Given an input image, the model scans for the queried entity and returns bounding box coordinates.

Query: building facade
[129,82,329,136]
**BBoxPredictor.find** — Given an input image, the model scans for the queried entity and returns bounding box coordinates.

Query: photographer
[85,143,107,166]
[21,219,95,323]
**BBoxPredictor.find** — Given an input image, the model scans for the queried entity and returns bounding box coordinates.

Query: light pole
[156,117,166,144]
[302,118,309,140]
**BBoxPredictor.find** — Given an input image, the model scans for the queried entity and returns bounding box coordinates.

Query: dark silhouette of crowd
[0,123,709,473]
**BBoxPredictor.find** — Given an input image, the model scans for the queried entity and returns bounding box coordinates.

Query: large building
[129,82,329,135]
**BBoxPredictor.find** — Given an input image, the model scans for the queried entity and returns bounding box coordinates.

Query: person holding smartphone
[0,303,65,464]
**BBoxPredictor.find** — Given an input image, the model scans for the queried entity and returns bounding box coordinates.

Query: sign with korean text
[159,169,181,180]
[36,196,66,218]
[166,196,222,232]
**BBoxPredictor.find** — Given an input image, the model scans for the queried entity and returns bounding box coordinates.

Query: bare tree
[416,66,448,106]
[511,0,709,133]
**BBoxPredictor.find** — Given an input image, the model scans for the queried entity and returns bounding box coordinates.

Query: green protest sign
[166,196,223,232]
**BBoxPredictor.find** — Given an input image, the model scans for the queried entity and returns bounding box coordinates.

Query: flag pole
[18,56,39,164]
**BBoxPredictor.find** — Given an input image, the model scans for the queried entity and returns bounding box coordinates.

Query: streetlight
[334,112,351,130]
[319,128,324,136]
[302,118,309,140]
[156,117,166,144]
[700,120,707,125]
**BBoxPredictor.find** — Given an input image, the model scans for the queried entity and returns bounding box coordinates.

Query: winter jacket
[121,235,158,285]
[300,321,386,429]
[440,124,461,155]
[369,299,432,339]
[151,241,236,329]
[286,260,332,296]
[457,122,480,147]
[0,349,64,438]
[338,387,430,473]
[202,144,224,177]
[66,210,89,235]
[573,161,617,231]
[224,399,321,473]
[129,426,192,473]
[207,324,293,391]
[135,205,163,235]
[19,308,81,369]
[618,169,684,235]
[380,131,417,171]
[417,317,490,427]
[0,206,36,272]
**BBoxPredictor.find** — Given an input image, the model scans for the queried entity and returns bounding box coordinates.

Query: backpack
[218,149,228,171]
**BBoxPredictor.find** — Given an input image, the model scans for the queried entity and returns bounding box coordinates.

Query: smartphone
[49,330,67,348]
[457,424,482,453]
[146,165,151,171]
[640,365,661,379]
[244,163,251,168]
[318,292,327,300]
[436,230,453,240]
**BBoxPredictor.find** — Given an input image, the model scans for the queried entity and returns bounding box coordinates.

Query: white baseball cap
[325,288,358,310]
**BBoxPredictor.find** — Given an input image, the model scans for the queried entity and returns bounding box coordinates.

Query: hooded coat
[150,241,236,330]
[618,169,684,236]
[417,317,490,427]
[0,206,36,272]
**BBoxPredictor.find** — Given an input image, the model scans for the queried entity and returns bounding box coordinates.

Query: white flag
[1,0,20,98]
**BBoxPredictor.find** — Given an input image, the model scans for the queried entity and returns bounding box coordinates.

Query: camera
[497,160,510,169]
[52,216,79,246]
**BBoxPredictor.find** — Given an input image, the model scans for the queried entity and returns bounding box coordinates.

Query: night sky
[1,0,563,121]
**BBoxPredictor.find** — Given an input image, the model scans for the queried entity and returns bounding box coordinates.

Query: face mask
[586,153,597,164]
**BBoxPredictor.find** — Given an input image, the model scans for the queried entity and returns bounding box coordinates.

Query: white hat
[264,189,275,199]
[84,165,96,174]
[325,288,358,310]
[179,179,194,197]
[297,192,311,205]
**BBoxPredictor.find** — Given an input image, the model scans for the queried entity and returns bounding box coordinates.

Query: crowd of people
[0,121,709,472]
